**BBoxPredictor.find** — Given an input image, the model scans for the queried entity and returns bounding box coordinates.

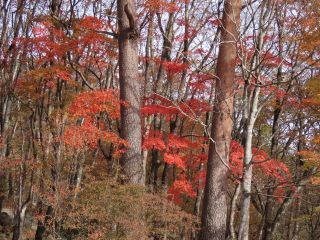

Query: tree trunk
[200,1,241,239]
[117,0,144,185]
[34,206,53,240]
[228,184,241,240]
[238,87,260,240]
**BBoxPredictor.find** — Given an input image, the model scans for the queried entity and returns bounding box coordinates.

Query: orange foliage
[64,90,126,152]
[144,0,179,13]
[229,141,292,198]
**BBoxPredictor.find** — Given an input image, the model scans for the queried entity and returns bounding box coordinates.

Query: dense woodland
[0,0,319,239]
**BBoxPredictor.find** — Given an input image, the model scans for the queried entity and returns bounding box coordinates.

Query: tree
[117,0,144,185]
[237,1,278,239]
[200,0,242,239]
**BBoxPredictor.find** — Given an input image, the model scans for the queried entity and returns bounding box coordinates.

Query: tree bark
[237,86,260,240]
[228,184,241,240]
[117,0,144,185]
[34,206,53,240]
[200,1,241,239]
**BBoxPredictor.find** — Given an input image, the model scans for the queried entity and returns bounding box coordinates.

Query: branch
[124,4,135,31]
[91,29,118,38]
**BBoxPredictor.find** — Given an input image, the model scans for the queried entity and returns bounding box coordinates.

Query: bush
[61,179,195,240]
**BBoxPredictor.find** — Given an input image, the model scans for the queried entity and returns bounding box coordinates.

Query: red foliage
[179,99,212,116]
[162,60,189,75]
[64,122,124,150]
[75,16,105,30]
[142,132,203,169]
[168,177,196,204]
[64,90,125,152]
[144,0,179,13]
[229,141,245,179]
[168,134,200,149]
[142,131,166,151]
[68,90,120,122]
[164,153,186,169]
[142,104,179,116]
[142,95,211,120]
[229,140,292,200]
[23,16,114,69]
[188,73,212,92]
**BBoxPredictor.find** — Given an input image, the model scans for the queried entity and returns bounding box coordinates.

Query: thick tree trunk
[117,0,144,185]
[200,1,241,239]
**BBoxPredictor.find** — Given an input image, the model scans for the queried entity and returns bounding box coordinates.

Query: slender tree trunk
[194,162,204,217]
[200,1,241,239]
[261,117,306,240]
[291,198,301,240]
[259,92,282,240]
[12,200,30,240]
[74,153,86,198]
[34,206,53,240]
[117,0,144,185]
[238,87,260,240]
[154,12,174,95]
[228,184,241,240]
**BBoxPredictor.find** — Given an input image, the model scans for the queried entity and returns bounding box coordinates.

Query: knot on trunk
[243,190,251,197]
